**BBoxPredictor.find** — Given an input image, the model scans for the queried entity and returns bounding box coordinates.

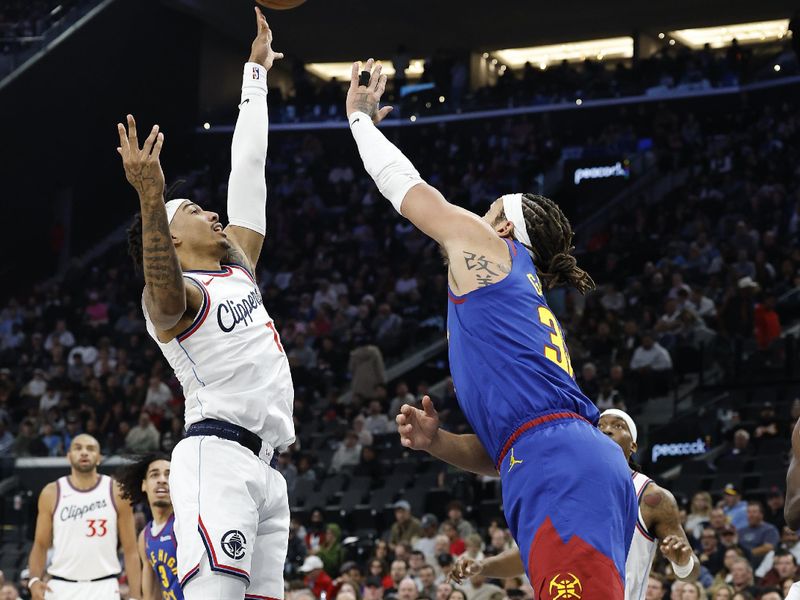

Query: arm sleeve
[227,62,269,235]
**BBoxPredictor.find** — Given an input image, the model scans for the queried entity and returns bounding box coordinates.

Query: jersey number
[157,564,171,588]
[86,519,108,537]
[266,322,284,353]
[537,306,574,378]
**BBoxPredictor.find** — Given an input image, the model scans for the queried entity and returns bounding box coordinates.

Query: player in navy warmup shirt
[345,60,637,599]
[118,453,182,600]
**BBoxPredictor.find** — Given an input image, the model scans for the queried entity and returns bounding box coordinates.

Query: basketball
[256,0,306,10]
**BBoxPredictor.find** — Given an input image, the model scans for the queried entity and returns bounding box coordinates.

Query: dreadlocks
[126,179,186,275]
[509,193,595,295]
[115,452,170,505]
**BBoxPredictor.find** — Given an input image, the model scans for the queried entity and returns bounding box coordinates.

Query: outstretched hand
[396,395,440,450]
[249,6,284,71]
[345,58,393,124]
[117,114,165,199]
[449,555,483,584]
[660,535,694,570]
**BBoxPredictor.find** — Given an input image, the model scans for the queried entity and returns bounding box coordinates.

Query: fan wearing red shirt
[300,555,335,598]
[441,521,465,555]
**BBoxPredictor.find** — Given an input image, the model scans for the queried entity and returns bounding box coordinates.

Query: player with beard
[26,434,141,600]
[447,409,700,600]
[117,454,181,600]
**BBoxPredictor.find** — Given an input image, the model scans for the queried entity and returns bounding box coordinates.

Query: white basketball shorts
[169,435,289,598]
[787,582,800,600]
[45,578,119,599]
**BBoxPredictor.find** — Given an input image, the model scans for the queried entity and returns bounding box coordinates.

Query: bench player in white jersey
[440,408,700,599]
[116,8,292,600]
[26,434,141,600]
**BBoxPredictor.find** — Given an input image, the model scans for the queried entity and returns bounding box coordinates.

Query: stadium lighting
[438,96,445,103]
[575,99,583,105]
[658,32,666,39]
[203,122,211,130]
[774,64,782,72]
[491,36,633,69]
[410,115,417,122]
[306,59,425,82]
[669,19,789,49]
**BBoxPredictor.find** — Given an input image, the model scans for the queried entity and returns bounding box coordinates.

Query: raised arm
[223,7,284,272]
[117,116,186,331]
[345,61,506,263]
[396,396,498,477]
[786,418,800,528]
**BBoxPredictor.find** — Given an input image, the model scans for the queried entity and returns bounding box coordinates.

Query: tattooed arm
[346,60,510,295]
[117,115,188,330]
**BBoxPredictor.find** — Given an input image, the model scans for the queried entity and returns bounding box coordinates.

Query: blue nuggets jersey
[145,514,183,600]
[447,238,599,467]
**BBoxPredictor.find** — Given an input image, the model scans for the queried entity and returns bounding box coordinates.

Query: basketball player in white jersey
[26,434,141,600]
[783,417,800,600]
[116,9,292,600]
[444,408,700,599]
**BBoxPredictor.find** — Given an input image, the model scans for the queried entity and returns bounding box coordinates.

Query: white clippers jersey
[49,475,121,580]
[625,471,658,600]
[143,264,295,451]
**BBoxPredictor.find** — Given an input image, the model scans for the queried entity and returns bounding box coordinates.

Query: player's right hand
[30,580,52,600]
[117,114,165,199]
[396,395,440,450]
[449,555,483,584]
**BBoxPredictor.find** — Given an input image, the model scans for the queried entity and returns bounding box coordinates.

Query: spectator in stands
[389,382,415,418]
[297,454,318,483]
[719,278,758,339]
[385,560,408,593]
[125,411,159,453]
[738,501,779,566]
[38,382,60,413]
[445,501,474,539]
[437,555,456,587]
[413,514,439,565]
[363,577,385,600]
[629,332,673,400]
[12,418,41,457]
[763,488,786,531]
[286,517,308,579]
[390,500,422,545]
[44,319,75,350]
[364,400,391,435]
[678,581,706,599]
[349,343,386,402]
[318,523,345,577]
[718,430,753,464]
[758,550,797,588]
[753,404,780,442]
[759,590,783,600]
[407,550,426,580]
[39,422,62,456]
[460,573,503,600]
[331,431,362,472]
[0,584,19,600]
[687,492,714,538]
[646,573,667,600]
[440,520,465,556]
[397,577,418,600]
[277,451,298,498]
[707,583,734,599]
[461,533,485,562]
[754,294,781,351]
[698,528,726,576]
[578,362,599,400]
[728,557,756,595]
[301,555,336,599]
[61,413,82,450]
[418,564,437,599]
[21,368,47,399]
[0,417,12,456]
[435,583,453,600]
[352,415,373,447]
[143,375,172,414]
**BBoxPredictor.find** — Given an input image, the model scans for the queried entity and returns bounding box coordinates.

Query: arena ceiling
[166,0,796,61]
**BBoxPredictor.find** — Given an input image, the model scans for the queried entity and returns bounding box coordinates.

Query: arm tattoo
[222,243,254,278]
[353,92,377,120]
[140,199,185,313]
[463,251,511,287]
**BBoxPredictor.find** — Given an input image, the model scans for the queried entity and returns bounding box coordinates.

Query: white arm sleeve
[227,62,269,236]
[348,111,424,214]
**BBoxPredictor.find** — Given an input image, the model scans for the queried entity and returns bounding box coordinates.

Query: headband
[600,408,638,443]
[164,199,190,224]
[501,193,532,248]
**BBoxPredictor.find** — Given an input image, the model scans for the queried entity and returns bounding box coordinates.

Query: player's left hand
[660,535,694,570]
[346,59,393,124]
[248,7,283,71]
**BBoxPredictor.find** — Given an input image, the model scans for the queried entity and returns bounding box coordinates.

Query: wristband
[671,555,695,578]
[28,577,41,589]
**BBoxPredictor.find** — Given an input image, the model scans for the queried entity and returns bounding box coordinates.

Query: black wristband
[358,70,371,86]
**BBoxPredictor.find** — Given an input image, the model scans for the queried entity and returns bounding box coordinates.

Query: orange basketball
[256,0,307,9]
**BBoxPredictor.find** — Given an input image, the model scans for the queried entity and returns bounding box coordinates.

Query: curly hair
[498,193,595,294]
[115,452,170,505]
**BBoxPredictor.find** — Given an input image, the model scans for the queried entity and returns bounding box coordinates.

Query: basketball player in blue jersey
[117,454,182,600]
[346,60,637,599]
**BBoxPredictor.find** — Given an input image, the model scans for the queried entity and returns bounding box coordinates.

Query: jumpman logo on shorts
[508,447,524,472]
